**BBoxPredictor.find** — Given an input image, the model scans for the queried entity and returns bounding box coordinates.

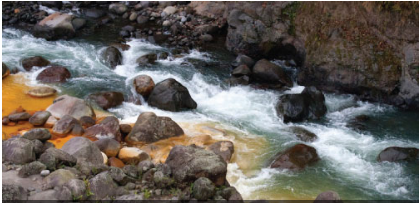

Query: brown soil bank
[190,2,419,110]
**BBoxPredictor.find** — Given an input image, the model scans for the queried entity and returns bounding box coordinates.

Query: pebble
[40,170,50,177]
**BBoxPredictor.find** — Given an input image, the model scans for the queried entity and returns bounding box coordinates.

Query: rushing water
[2,28,419,200]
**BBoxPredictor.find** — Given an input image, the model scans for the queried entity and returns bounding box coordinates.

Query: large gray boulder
[18,161,47,178]
[39,148,77,170]
[148,78,197,112]
[126,112,184,143]
[165,145,227,186]
[36,66,71,83]
[21,56,50,71]
[192,177,216,200]
[252,59,293,87]
[377,147,419,163]
[270,144,319,171]
[29,111,51,126]
[52,115,84,135]
[87,91,124,110]
[84,116,122,141]
[21,128,51,142]
[33,12,75,41]
[102,46,122,69]
[88,172,119,200]
[133,75,155,97]
[46,95,95,120]
[43,169,76,190]
[2,138,35,164]
[61,137,103,164]
[2,184,28,200]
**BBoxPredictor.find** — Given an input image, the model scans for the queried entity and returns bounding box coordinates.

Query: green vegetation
[83,178,94,198]
[282,2,300,36]
[143,188,151,199]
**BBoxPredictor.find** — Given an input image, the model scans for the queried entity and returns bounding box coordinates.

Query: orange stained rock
[108,157,125,168]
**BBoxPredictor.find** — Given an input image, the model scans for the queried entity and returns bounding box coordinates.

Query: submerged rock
[377,147,419,163]
[88,91,124,110]
[252,59,293,87]
[314,191,342,203]
[148,78,197,112]
[133,75,155,97]
[289,126,318,142]
[165,145,227,186]
[33,12,75,40]
[61,137,103,164]
[103,46,122,69]
[47,95,95,120]
[84,116,122,141]
[275,86,327,123]
[270,144,319,171]
[36,66,71,83]
[126,112,184,143]
[136,53,157,66]
[2,138,35,164]
[21,56,50,71]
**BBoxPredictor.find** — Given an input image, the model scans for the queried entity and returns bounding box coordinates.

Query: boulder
[118,147,150,164]
[136,53,157,66]
[314,191,342,203]
[165,145,227,186]
[18,161,47,178]
[29,111,51,126]
[27,87,57,98]
[80,116,96,128]
[2,138,35,164]
[148,78,197,111]
[109,3,127,15]
[21,56,50,71]
[88,91,124,110]
[123,165,138,178]
[103,46,122,69]
[8,112,31,121]
[94,138,121,157]
[2,185,28,200]
[43,169,76,190]
[109,167,136,186]
[33,12,75,40]
[62,179,86,200]
[136,15,149,24]
[22,128,51,142]
[270,144,319,171]
[28,190,58,200]
[84,116,122,141]
[72,18,86,30]
[138,160,155,174]
[347,115,370,131]
[126,112,184,143]
[84,9,106,19]
[75,160,109,176]
[252,59,293,87]
[193,177,216,200]
[208,141,235,163]
[88,172,119,200]
[109,157,125,168]
[231,54,255,68]
[52,115,84,135]
[61,137,104,164]
[217,186,243,201]
[289,126,318,142]
[232,65,251,76]
[39,148,77,170]
[377,147,419,163]
[275,86,327,123]
[46,95,95,120]
[119,124,132,136]
[32,139,45,155]
[227,75,250,86]
[133,75,155,97]
[36,66,71,83]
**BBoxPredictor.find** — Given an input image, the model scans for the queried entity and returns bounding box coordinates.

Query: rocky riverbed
[2,1,419,201]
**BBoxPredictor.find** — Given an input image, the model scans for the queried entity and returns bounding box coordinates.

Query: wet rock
[33,12,75,40]
[377,147,419,163]
[28,87,57,98]
[29,111,51,126]
[119,124,132,136]
[21,56,50,71]
[62,137,103,165]
[275,86,327,123]
[36,66,71,83]
[18,161,47,178]
[193,177,215,200]
[103,46,122,69]
[126,112,184,143]
[43,169,76,190]
[270,144,319,171]
[347,115,370,131]
[2,62,10,78]
[2,117,9,125]
[85,116,122,141]
[22,128,51,142]
[252,59,293,87]
[227,75,250,86]
[84,9,106,19]
[231,54,255,68]
[209,141,235,163]
[94,138,121,157]
[2,184,28,200]
[2,138,35,164]
[109,3,127,15]
[46,95,95,120]
[166,145,227,186]
[289,126,318,142]
[314,191,342,203]
[79,116,96,128]
[133,75,155,97]
[52,115,84,135]
[232,64,251,76]
[89,171,119,200]
[72,18,86,30]
[158,52,169,59]
[148,78,197,112]
[109,167,136,186]
[88,91,124,110]
[118,147,150,165]
[8,112,31,122]
[109,157,125,168]
[136,53,157,66]
[39,148,77,170]
[45,116,58,128]
[137,15,149,24]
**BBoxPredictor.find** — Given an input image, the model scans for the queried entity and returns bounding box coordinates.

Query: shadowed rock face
[33,12,75,40]
[126,112,184,144]
[88,91,124,110]
[270,144,319,171]
[377,147,419,163]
